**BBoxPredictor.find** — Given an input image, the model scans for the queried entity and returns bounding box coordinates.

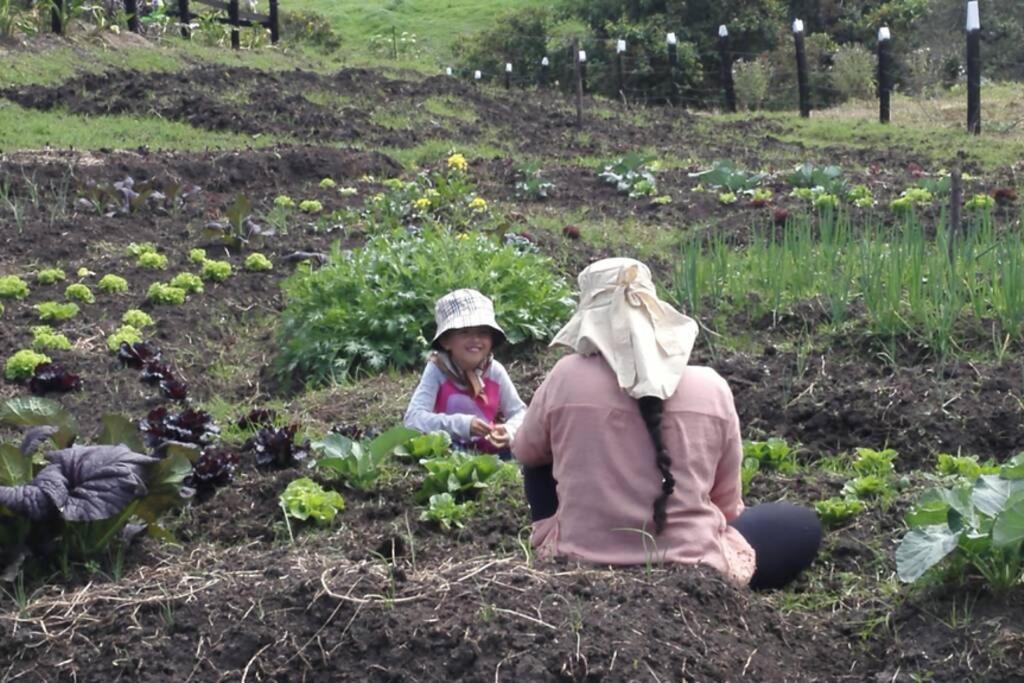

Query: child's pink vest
[434,377,501,453]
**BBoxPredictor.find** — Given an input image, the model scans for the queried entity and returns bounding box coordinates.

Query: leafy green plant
[147,283,187,305]
[299,199,323,214]
[319,178,336,189]
[106,325,143,353]
[275,227,572,386]
[718,192,737,205]
[244,253,273,272]
[169,272,204,294]
[890,187,934,214]
[35,302,79,323]
[896,454,1024,590]
[202,196,272,251]
[121,309,154,329]
[30,326,71,351]
[5,350,51,381]
[416,453,502,503]
[599,153,658,198]
[852,447,897,477]
[815,497,866,528]
[514,162,554,200]
[690,161,767,193]
[848,184,875,208]
[36,268,66,285]
[420,492,474,530]
[787,163,847,196]
[64,283,94,304]
[743,438,798,473]
[279,477,346,526]
[0,275,30,299]
[137,252,168,270]
[842,474,892,500]
[199,260,232,282]
[125,243,157,257]
[312,426,418,491]
[965,193,995,212]
[394,431,452,460]
[936,453,1000,480]
[188,248,207,264]
[97,274,128,294]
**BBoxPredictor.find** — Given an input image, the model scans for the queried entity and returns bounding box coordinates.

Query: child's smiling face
[439,326,494,371]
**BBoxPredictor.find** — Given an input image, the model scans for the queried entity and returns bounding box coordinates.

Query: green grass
[297,0,547,64]
[0,101,272,152]
[380,139,506,169]
[422,96,478,123]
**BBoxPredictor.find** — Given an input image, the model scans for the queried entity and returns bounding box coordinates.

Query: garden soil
[1,64,1023,682]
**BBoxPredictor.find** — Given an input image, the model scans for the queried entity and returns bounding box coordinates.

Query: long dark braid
[638,396,674,535]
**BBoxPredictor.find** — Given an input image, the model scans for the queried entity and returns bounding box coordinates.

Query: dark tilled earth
[1,63,1023,682]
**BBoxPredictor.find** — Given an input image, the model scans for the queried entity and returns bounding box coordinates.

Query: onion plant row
[675,209,1024,359]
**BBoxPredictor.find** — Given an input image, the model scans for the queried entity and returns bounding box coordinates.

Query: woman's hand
[485,425,510,449]
[470,418,493,438]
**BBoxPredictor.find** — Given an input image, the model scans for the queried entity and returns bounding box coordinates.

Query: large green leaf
[135,453,192,524]
[0,397,78,434]
[992,493,1024,549]
[1000,453,1024,480]
[972,475,1021,518]
[896,525,961,583]
[98,414,145,453]
[367,426,419,460]
[0,443,31,486]
[311,433,355,459]
[904,488,950,527]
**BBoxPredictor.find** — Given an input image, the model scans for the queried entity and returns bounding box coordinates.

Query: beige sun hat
[431,288,507,349]
[551,258,698,399]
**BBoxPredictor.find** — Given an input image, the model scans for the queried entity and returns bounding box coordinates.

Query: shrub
[830,44,876,101]
[733,58,772,111]
[36,268,66,285]
[276,228,573,387]
[107,325,143,352]
[200,259,232,282]
[137,252,169,270]
[31,325,72,351]
[65,283,95,304]
[170,272,205,294]
[35,301,79,322]
[122,309,155,329]
[5,349,52,381]
[0,275,30,299]
[244,253,273,272]
[97,274,129,293]
[147,283,187,305]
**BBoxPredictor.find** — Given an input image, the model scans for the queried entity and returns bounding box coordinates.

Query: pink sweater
[512,354,756,585]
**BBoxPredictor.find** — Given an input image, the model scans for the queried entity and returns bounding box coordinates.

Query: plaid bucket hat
[431,289,507,349]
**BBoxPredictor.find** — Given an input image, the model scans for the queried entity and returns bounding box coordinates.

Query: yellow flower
[456,233,470,240]
[447,153,468,172]
[469,197,488,213]
[414,197,432,211]
[372,193,386,203]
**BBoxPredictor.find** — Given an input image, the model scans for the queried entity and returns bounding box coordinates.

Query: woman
[512,258,820,589]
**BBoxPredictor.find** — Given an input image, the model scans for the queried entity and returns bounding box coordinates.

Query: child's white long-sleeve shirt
[404,360,527,443]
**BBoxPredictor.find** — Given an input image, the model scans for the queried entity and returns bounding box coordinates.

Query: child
[404,289,526,457]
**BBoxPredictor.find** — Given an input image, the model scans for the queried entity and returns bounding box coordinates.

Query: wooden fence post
[718,25,736,113]
[540,56,549,87]
[948,160,963,262]
[793,19,810,118]
[573,39,583,128]
[505,63,512,90]
[229,0,240,49]
[666,32,678,106]
[179,0,191,38]
[615,39,626,99]
[50,0,65,35]
[125,0,140,33]
[966,1,981,134]
[877,27,892,124]
[269,0,279,44]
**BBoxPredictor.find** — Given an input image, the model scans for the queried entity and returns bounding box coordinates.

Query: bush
[733,58,772,111]
[830,44,876,101]
[275,228,573,387]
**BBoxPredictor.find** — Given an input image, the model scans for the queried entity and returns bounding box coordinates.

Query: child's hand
[470,418,493,438]
[485,425,510,449]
